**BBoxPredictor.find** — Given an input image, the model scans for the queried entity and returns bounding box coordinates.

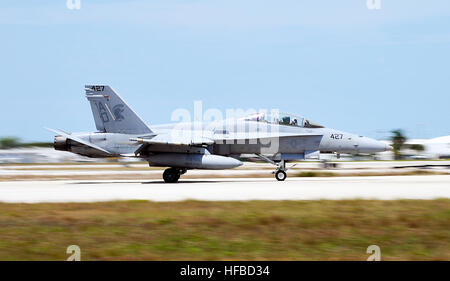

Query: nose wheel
[274,160,287,181]
[275,170,287,181]
[163,168,186,183]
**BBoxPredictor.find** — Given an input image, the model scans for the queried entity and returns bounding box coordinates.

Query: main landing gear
[162,168,187,183]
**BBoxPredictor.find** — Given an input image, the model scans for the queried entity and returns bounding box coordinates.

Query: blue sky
[0,0,449,141]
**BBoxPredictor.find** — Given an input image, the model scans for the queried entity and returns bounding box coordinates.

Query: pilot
[304,120,310,127]
[292,119,298,126]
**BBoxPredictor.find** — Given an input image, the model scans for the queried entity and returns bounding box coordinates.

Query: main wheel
[275,170,287,181]
[163,168,180,183]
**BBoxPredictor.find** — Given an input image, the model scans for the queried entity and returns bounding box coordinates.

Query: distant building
[0,147,92,163]
[0,147,142,164]
[378,135,450,160]
[405,136,450,159]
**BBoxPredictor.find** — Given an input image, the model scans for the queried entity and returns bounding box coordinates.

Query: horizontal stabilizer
[44,127,111,155]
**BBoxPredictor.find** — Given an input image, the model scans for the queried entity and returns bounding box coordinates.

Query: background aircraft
[47,85,392,182]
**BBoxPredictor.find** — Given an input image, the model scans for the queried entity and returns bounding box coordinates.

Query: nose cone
[358,137,390,153]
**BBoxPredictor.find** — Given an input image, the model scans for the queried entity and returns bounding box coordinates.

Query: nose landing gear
[256,154,293,181]
[273,159,288,181]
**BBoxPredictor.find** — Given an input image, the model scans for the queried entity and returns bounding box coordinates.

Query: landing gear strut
[163,168,186,183]
[255,154,291,181]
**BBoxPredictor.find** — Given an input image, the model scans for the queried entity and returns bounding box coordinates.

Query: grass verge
[0,199,448,260]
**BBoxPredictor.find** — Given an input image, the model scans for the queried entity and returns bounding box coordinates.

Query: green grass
[296,171,338,177]
[0,200,448,260]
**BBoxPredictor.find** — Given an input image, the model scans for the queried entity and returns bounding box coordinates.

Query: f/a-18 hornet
[47,85,392,183]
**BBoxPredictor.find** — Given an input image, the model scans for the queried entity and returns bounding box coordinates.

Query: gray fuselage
[59,119,389,164]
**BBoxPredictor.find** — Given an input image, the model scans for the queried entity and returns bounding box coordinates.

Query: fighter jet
[47,85,392,183]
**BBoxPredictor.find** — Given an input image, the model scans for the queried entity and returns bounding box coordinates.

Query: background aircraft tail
[85,85,152,134]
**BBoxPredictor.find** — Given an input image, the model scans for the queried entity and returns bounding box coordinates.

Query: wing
[130,131,323,157]
[130,134,214,146]
[129,133,214,156]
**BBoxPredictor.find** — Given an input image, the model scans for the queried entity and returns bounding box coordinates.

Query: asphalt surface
[0,175,448,203]
[1,161,449,177]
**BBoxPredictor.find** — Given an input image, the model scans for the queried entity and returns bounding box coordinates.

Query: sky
[0,0,449,142]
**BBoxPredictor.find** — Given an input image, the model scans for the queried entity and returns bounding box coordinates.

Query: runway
[0,175,448,203]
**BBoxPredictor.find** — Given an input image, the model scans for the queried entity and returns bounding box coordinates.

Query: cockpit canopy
[240,112,324,128]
